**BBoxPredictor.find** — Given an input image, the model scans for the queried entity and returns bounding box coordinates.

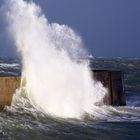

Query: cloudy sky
[0,0,140,58]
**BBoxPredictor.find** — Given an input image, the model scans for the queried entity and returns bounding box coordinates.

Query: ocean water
[1,0,140,139]
[0,57,140,140]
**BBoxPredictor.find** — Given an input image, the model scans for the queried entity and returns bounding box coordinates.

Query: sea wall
[0,70,126,110]
[92,70,126,106]
[0,77,21,110]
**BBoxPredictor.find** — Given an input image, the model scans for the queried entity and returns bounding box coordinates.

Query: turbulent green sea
[0,58,140,140]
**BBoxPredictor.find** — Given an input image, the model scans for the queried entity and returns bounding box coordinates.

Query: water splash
[5,0,107,119]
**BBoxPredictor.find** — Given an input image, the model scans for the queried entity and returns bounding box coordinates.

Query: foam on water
[4,0,107,119]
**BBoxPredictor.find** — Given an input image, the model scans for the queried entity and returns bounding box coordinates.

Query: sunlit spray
[5,0,107,118]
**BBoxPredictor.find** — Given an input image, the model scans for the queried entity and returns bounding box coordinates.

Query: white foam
[5,0,107,119]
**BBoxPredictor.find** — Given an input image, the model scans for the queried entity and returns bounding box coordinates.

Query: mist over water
[4,0,107,119]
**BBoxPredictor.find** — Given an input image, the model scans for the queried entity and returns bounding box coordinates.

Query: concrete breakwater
[0,70,126,110]
[0,77,20,110]
[92,70,126,106]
